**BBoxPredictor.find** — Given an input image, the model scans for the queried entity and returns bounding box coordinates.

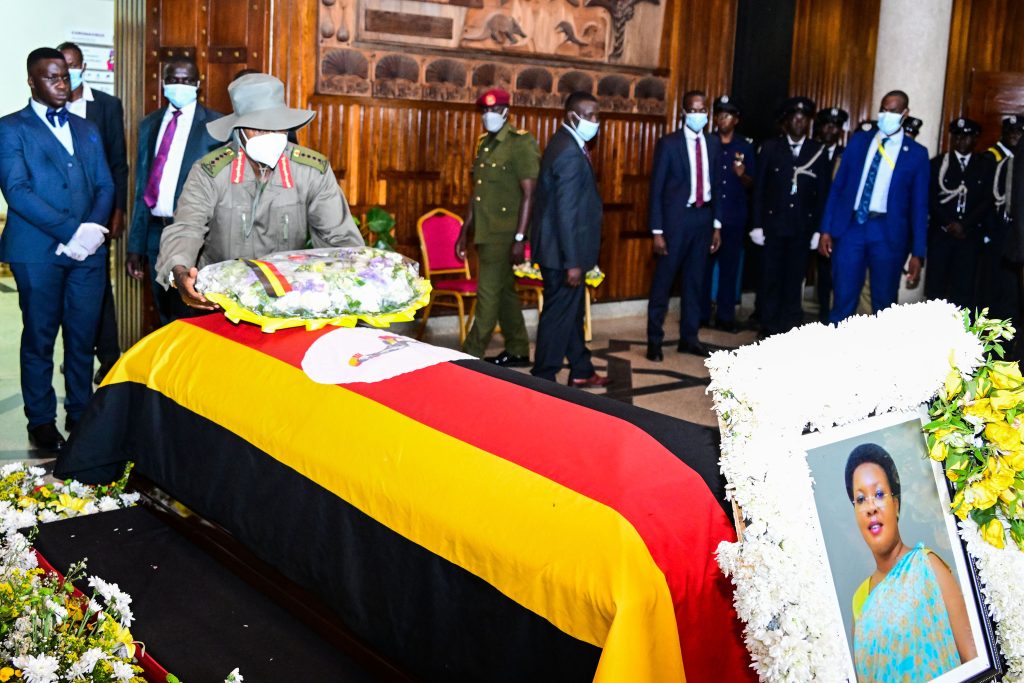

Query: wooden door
[965,70,1024,152]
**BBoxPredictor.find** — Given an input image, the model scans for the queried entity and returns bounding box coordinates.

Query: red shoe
[568,374,612,388]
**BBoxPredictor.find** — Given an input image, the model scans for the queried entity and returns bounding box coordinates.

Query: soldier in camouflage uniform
[155,73,362,309]
[455,88,540,365]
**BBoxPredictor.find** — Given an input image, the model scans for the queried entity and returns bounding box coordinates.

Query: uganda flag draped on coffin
[58,316,754,683]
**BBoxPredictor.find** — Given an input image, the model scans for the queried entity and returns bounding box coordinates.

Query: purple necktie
[694,135,705,207]
[143,109,182,209]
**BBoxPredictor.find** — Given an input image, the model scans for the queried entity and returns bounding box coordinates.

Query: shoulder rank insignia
[289,145,329,174]
[199,146,236,178]
[988,146,1005,162]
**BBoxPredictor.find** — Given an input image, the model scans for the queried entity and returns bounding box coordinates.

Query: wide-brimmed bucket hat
[207,73,315,142]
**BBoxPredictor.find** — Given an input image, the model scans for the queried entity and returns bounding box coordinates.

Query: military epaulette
[988,146,1006,162]
[199,146,236,177]
[513,128,530,136]
[289,145,329,174]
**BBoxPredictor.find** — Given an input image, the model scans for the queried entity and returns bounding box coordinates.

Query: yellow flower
[929,440,949,462]
[102,619,136,659]
[946,456,970,482]
[968,481,1000,510]
[991,361,1024,390]
[989,389,1024,411]
[987,421,1023,452]
[1006,450,1024,471]
[0,667,14,682]
[986,457,1017,493]
[980,518,1006,549]
[976,374,993,399]
[966,398,1002,423]
[944,368,963,400]
[951,490,970,520]
[53,493,87,515]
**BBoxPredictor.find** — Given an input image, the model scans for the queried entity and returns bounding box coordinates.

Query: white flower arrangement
[707,300,1024,681]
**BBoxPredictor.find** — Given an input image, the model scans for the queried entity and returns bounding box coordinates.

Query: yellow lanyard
[877,139,896,170]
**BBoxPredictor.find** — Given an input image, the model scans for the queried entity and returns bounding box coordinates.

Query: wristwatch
[514,233,526,242]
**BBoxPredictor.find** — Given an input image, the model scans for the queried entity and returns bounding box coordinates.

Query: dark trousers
[463,241,530,358]
[11,260,105,427]
[647,205,713,346]
[924,229,981,308]
[760,232,808,335]
[94,253,120,363]
[700,220,743,323]
[531,267,593,382]
[815,252,832,323]
[830,217,905,323]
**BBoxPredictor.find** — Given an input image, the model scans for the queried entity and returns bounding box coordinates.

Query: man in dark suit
[646,90,722,359]
[819,90,929,322]
[812,106,849,322]
[753,97,831,336]
[126,56,222,324]
[59,41,128,382]
[529,91,609,387]
[924,118,992,308]
[0,48,114,452]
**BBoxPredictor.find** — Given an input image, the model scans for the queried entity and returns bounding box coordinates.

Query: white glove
[748,227,765,247]
[71,222,109,255]
[809,232,820,250]
[56,240,89,261]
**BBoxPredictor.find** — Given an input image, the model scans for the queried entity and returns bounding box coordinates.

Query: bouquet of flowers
[0,464,138,534]
[513,261,605,288]
[925,310,1023,550]
[196,247,432,332]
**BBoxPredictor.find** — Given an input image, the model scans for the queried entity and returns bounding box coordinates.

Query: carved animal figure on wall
[463,13,528,46]
[555,20,588,46]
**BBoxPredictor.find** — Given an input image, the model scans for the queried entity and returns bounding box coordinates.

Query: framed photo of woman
[803,409,1002,683]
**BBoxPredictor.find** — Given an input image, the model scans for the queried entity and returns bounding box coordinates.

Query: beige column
[870,0,953,304]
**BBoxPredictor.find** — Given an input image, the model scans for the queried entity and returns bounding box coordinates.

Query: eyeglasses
[40,76,69,85]
[852,490,895,510]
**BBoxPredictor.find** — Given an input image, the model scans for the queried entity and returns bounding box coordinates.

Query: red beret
[476,88,510,107]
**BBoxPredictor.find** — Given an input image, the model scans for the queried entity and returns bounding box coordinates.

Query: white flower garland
[707,300,1024,681]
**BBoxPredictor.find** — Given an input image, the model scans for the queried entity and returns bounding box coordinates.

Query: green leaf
[970,506,997,526]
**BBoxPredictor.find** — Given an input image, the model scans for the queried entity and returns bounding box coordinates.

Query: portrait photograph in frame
[804,409,1002,683]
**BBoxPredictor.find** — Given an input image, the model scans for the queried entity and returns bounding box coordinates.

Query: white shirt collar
[998,141,1015,158]
[29,97,64,121]
[878,127,905,148]
[683,125,702,141]
[787,135,805,146]
[955,151,971,164]
[167,99,197,118]
[81,82,95,102]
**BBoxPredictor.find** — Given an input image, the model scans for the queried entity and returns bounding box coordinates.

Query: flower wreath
[707,301,1024,681]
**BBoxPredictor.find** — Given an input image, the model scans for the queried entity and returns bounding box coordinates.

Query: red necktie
[582,144,592,165]
[143,109,182,209]
[694,135,705,208]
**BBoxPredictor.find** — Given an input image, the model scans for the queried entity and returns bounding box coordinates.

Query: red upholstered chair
[416,208,477,344]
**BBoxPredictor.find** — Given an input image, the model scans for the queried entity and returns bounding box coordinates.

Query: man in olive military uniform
[155,73,362,308]
[976,115,1024,332]
[455,88,539,365]
[923,118,992,308]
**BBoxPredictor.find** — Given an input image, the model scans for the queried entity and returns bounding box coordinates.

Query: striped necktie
[856,138,888,224]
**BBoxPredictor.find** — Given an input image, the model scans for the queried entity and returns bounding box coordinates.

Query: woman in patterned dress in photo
[846,443,977,682]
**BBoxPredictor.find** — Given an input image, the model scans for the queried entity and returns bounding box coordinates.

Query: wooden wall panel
[944,0,1024,152]
[663,0,738,127]
[789,0,881,137]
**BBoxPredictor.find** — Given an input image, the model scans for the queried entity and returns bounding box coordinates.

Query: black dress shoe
[646,345,663,361]
[716,319,739,334]
[484,351,531,368]
[678,340,711,358]
[27,423,66,453]
[65,416,78,434]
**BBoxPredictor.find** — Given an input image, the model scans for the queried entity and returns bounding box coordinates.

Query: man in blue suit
[126,56,222,325]
[0,48,114,452]
[818,90,929,322]
[647,90,723,359]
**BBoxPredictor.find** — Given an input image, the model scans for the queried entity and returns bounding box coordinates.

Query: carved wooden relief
[317,0,666,113]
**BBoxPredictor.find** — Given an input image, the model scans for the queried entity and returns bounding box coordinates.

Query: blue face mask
[570,112,600,142]
[685,112,708,132]
[878,111,904,136]
[163,83,198,110]
[68,68,84,91]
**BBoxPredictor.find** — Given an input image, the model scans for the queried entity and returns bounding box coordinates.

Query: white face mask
[242,131,288,168]
[570,112,600,142]
[482,110,507,134]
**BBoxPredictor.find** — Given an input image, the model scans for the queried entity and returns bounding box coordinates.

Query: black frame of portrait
[803,409,1004,683]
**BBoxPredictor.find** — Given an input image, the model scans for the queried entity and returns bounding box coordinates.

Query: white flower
[43,598,68,623]
[13,654,60,683]
[225,668,244,682]
[119,492,140,507]
[98,496,120,512]
[0,463,25,478]
[37,509,58,523]
[26,467,45,478]
[110,660,135,682]
[67,648,107,679]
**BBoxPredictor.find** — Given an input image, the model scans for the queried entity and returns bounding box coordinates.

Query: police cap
[903,117,923,135]
[1003,114,1024,133]
[713,95,740,115]
[949,117,981,136]
[816,107,849,127]
[780,96,816,118]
